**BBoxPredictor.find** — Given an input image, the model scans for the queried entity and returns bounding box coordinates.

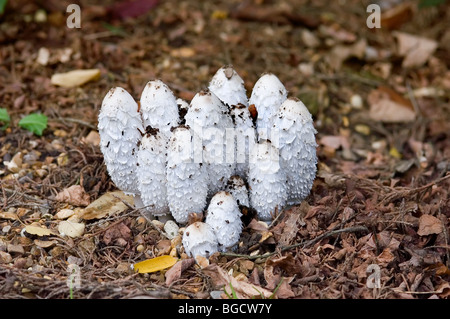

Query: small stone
[7,244,24,255]
[350,94,363,109]
[0,251,12,263]
[2,225,11,233]
[136,244,145,253]
[164,220,179,239]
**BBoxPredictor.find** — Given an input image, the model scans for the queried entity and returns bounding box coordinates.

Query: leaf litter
[0,0,449,299]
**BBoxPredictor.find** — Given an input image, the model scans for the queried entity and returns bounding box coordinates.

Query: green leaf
[0,108,10,130]
[0,0,7,15]
[18,113,48,136]
[419,0,447,8]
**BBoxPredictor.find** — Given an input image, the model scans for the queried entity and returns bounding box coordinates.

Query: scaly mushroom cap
[182,222,218,258]
[136,128,169,217]
[249,73,287,141]
[248,140,287,221]
[185,91,235,196]
[166,126,208,224]
[140,80,180,139]
[208,65,248,107]
[230,103,256,179]
[225,175,250,207]
[272,97,317,205]
[205,191,243,252]
[98,87,144,195]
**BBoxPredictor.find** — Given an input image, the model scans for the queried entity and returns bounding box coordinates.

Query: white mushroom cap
[248,140,287,221]
[272,98,317,205]
[182,222,218,258]
[140,80,180,139]
[166,126,208,224]
[98,87,144,195]
[225,175,250,207]
[136,128,169,217]
[185,91,235,196]
[205,191,243,252]
[248,73,287,141]
[208,65,248,107]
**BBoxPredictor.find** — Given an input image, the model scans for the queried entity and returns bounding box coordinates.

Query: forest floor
[0,0,449,299]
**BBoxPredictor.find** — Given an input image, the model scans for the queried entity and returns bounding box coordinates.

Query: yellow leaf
[51,69,101,88]
[389,146,402,159]
[25,225,56,236]
[133,255,177,274]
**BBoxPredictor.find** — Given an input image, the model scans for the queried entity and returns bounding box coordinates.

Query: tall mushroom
[249,73,287,142]
[208,65,248,108]
[184,90,235,196]
[166,126,208,224]
[272,97,317,205]
[140,80,180,139]
[136,127,170,218]
[248,140,287,221]
[98,87,144,196]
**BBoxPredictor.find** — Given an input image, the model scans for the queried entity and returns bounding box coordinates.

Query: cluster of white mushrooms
[98,66,317,258]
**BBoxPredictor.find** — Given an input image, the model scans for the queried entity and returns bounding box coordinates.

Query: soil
[0,0,449,299]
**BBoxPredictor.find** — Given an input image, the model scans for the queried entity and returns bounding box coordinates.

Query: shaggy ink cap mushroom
[182,222,219,258]
[272,97,318,205]
[248,140,287,221]
[98,87,144,195]
[136,128,170,218]
[208,65,248,108]
[166,126,208,224]
[205,191,243,252]
[249,73,287,142]
[140,80,180,139]
[185,90,235,196]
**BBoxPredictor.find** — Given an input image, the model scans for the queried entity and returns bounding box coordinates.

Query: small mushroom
[98,87,144,195]
[205,191,243,252]
[182,222,218,258]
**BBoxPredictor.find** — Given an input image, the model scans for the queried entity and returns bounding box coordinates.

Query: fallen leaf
[55,185,90,206]
[34,239,57,248]
[368,86,415,123]
[165,258,195,285]
[25,225,56,237]
[393,31,438,68]
[203,264,273,299]
[133,255,177,274]
[417,214,443,236]
[326,38,366,70]
[81,191,133,220]
[0,211,19,220]
[275,277,295,299]
[380,2,413,30]
[58,220,85,238]
[51,69,101,88]
[107,0,159,20]
[81,130,100,146]
[55,209,75,220]
[103,222,131,245]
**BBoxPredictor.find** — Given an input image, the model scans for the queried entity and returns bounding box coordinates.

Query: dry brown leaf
[326,38,366,70]
[393,32,438,68]
[417,214,443,236]
[58,220,85,238]
[368,86,415,123]
[103,222,131,245]
[81,191,133,220]
[165,258,195,286]
[275,277,295,299]
[380,2,413,30]
[55,185,90,207]
[203,264,273,299]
